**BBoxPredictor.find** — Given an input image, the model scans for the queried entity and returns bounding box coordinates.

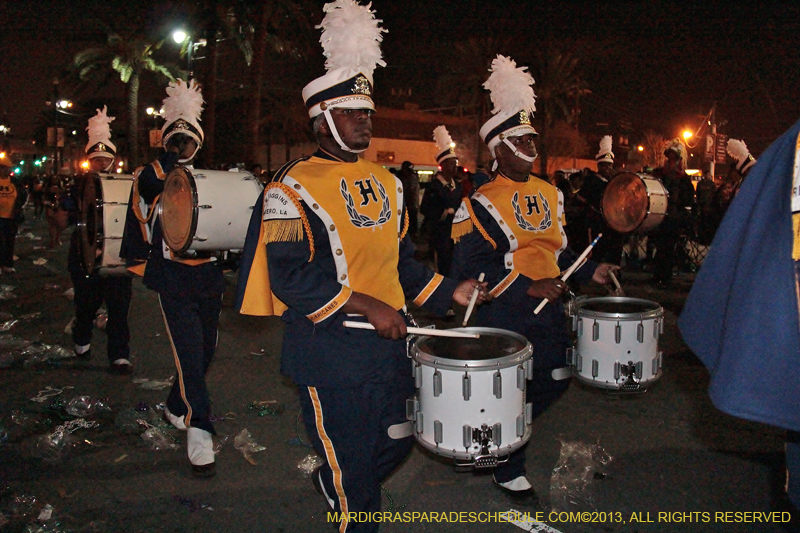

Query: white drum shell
[638,175,668,232]
[568,297,664,390]
[410,328,533,461]
[96,174,134,275]
[162,169,263,253]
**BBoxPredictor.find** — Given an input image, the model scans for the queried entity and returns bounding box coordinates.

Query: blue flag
[678,118,800,432]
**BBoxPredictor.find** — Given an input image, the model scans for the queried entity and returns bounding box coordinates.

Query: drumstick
[608,270,625,296]
[461,272,485,327]
[342,321,480,339]
[533,234,602,315]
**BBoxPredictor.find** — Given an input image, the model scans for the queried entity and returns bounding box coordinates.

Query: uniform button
[559,201,563,205]
[398,187,403,193]
[340,274,347,281]
[329,224,336,231]
[506,261,512,266]
[499,220,505,225]
[312,203,319,210]
[335,249,343,256]
[487,204,494,210]
[294,184,301,190]
[509,235,515,240]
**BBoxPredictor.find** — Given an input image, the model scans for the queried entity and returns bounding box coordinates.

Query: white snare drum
[159,167,263,255]
[602,173,668,233]
[407,328,533,467]
[567,297,664,391]
[78,173,134,276]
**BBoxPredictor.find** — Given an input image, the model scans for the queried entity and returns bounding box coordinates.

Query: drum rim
[414,422,532,461]
[574,296,663,320]
[159,166,199,255]
[572,368,662,390]
[602,172,668,233]
[411,327,532,370]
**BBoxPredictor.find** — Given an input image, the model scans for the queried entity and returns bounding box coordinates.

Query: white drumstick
[534,234,602,315]
[342,321,480,339]
[609,270,622,291]
[462,272,485,327]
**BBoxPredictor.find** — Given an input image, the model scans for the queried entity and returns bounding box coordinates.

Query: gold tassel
[451,219,474,243]
[793,213,800,260]
[263,219,305,244]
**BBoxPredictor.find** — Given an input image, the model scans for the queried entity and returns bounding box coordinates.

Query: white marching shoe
[187,427,215,478]
[163,406,187,430]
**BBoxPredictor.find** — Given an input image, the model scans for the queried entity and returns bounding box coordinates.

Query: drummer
[69,106,133,374]
[451,55,619,503]
[236,2,487,529]
[120,79,223,478]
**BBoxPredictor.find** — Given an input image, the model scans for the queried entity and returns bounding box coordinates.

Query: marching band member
[450,55,618,503]
[120,79,223,478]
[69,107,133,373]
[236,2,488,529]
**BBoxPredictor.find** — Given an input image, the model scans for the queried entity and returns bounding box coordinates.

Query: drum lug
[525,358,533,380]
[572,314,578,332]
[516,364,526,390]
[434,420,443,444]
[433,369,442,397]
[592,359,599,378]
[636,361,643,379]
[413,363,422,388]
[493,370,502,399]
[462,371,471,401]
[193,236,208,242]
[637,322,645,343]
[614,361,621,380]
[198,204,212,209]
[654,318,663,339]
[592,320,600,341]
[576,317,583,337]
[615,321,621,344]
[405,396,418,422]
[493,423,502,447]
[576,353,583,372]
[415,412,424,434]
[652,355,659,376]
[525,402,533,425]
[462,425,472,448]
[566,347,577,366]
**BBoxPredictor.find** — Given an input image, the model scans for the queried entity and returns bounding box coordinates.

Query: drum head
[601,172,648,233]
[78,173,100,275]
[576,296,662,320]
[161,167,197,254]
[413,328,531,370]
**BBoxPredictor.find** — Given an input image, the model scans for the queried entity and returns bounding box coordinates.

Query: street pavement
[0,210,794,533]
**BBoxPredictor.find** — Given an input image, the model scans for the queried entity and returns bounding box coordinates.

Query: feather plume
[726,138,750,162]
[597,135,612,157]
[482,55,536,116]
[433,125,454,153]
[86,106,115,152]
[666,138,686,160]
[161,79,204,128]
[318,0,386,81]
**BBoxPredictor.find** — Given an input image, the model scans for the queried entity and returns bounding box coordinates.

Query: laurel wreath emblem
[512,191,551,232]
[340,176,392,228]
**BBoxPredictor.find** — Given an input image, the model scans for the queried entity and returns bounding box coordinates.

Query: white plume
[318,0,387,81]
[433,125,454,153]
[597,135,612,157]
[85,106,115,152]
[482,55,536,116]
[162,79,204,129]
[726,138,750,162]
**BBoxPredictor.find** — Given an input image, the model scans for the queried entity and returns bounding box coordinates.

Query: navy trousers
[158,292,221,434]
[299,375,415,532]
[70,271,132,363]
[0,218,17,268]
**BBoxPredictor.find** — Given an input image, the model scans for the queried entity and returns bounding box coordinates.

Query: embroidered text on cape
[512,191,551,232]
[340,176,392,228]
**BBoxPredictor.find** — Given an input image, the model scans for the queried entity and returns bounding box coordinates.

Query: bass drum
[159,167,263,255]
[78,173,134,276]
[407,328,534,468]
[601,172,668,233]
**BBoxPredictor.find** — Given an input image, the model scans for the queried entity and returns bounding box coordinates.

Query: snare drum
[78,173,134,276]
[159,167,263,255]
[602,172,668,233]
[407,328,533,467]
[567,297,664,391]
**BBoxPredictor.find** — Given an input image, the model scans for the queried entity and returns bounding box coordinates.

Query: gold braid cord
[466,200,497,250]
[262,182,315,262]
[400,209,410,240]
[793,213,800,261]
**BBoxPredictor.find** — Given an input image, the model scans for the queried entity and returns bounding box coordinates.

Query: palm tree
[525,46,589,178]
[73,32,180,166]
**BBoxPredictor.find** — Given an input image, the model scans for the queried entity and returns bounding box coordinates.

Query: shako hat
[596,135,614,164]
[85,106,116,160]
[161,79,204,155]
[433,125,457,164]
[726,138,757,176]
[479,55,537,156]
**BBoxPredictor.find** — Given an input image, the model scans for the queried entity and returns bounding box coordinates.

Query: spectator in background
[472,163,490,189]
[44,174,71,248]
[0,167,26,273]
[396,161,419,237]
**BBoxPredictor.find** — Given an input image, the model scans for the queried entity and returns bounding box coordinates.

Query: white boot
[187,428,215,477]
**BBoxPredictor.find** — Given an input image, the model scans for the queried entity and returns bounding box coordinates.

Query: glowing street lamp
[637,145,644,152]
[172,30,188,44]
[682,130,693,140]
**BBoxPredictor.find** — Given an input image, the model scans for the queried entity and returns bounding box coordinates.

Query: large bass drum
[566,297,664,392]
[601,172,668,233]
[159,167,263,255]
[78,173,134,276]
[407,328,533,468]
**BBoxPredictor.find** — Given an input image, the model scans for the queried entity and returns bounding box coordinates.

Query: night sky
[1,0,798,155]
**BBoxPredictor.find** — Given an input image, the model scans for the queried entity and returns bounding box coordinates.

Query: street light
[172,30,187,44]
[637,145,644,152]
[683,130,693,140]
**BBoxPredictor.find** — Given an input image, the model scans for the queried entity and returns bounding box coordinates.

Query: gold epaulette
[262,182,316,262]
[452,200,497,250]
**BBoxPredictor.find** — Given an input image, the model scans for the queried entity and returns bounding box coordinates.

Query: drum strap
[130,161,165,244]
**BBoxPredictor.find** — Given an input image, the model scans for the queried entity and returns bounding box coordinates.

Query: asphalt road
[0,210,794,533]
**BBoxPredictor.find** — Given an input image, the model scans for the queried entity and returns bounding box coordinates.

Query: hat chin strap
[503,138,536,163]
[323,109,368,154]
[178,144,201,164]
